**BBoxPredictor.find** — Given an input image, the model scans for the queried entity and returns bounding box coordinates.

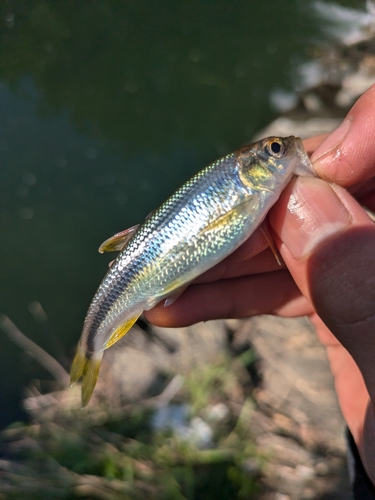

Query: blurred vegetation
[0,352,264,500]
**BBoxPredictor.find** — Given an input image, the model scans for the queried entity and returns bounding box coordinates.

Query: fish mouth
[295,136,304,150]
[293,136,316,178]
[284,135,303,152]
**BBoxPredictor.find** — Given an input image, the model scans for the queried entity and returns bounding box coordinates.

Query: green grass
[0,352,264,499]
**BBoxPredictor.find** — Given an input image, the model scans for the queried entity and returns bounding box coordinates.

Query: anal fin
[104,314,140,349]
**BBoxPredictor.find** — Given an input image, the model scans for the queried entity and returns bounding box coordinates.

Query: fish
[70,136,314,406]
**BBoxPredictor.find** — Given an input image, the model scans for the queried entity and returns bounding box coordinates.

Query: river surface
[0,0,368,427]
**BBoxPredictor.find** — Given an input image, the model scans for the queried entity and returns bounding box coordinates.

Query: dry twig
[0,315,69,386]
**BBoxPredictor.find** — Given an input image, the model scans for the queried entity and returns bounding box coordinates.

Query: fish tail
[70,344,86,385]
[81,354,102,408]
[70,344,103,407]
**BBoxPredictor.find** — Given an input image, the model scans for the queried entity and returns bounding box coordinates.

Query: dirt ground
[3,313,352,499]
[229,315,351,500]
[97,313,352,500]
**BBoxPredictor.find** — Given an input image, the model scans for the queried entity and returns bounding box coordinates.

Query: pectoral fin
[99,224,140,253]
[198,197,260,236]
[259,221,282,266]
[104,314,140,349]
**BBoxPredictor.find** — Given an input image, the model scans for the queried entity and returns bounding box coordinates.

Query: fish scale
[70,136,314,406]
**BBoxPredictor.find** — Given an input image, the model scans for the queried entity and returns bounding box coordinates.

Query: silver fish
[70,136,313,406]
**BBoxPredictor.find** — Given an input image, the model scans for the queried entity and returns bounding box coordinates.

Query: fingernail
[279,177,352,259]
[310,119,351,164]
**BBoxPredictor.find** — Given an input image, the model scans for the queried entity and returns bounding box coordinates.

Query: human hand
[145,84,375,483]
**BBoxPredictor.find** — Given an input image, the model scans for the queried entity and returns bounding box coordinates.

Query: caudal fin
[70,345,103,407]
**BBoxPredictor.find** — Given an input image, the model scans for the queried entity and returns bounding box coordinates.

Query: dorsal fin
[98,224,140,253]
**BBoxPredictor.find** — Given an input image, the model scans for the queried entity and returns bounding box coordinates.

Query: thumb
[270,176,375,401]
[310,83,375,187]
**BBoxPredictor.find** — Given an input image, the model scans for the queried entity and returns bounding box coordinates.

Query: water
[0,0,367,427]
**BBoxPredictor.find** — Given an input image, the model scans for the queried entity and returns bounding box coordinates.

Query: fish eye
[266,140,286,158]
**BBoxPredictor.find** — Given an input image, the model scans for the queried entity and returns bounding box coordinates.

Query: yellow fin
[81,355,102,407]
[198,198,260,235]
[98,210,156,254]
[104,314,140,349]
[98,224,140,253]
[70,345,103,407]
[70,345,87,385]
[161,278,187,297]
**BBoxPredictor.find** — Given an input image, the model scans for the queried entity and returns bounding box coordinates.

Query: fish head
[237,136,314,191]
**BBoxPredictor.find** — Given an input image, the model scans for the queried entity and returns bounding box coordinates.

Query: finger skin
[312,83,375,187]
[145,269,311,327]
[270,177,375,483]
[270,86,375,483]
